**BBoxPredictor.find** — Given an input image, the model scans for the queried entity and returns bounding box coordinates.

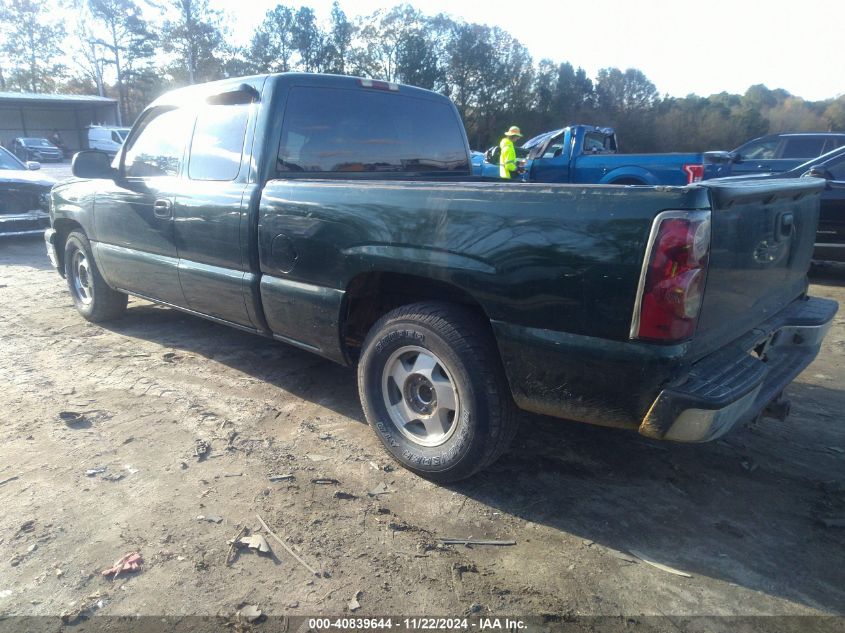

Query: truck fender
[599,166,659,186]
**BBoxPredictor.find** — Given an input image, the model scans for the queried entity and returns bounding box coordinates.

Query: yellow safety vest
[499,137,517,179]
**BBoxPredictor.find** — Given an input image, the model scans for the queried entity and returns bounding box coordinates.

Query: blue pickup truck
[472,124,712,185]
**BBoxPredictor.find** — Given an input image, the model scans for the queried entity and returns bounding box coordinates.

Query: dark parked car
[12,137,64,163]
[757,146,845,262]
[46,73,836,481]
[0,146,54,237]
[801,149,845,262]
[706,132,845,178]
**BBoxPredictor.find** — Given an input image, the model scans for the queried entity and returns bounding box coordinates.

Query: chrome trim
[44,228,59,267]
[628,209,711,340]
[663,385,761,442]
[0,211,50,223]
[0,229,48,237]
[769,322,834,349]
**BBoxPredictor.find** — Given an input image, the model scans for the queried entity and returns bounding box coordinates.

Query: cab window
[124,108,193,178]
[782,137,827,159]
[277,86,469,175]
[188,103,250,181]
[541,132,565,158]
[583,132,615,153]
[739,138,780,160]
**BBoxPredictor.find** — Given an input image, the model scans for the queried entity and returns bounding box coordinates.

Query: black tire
[357,302,517,482]
[64,230,127,322]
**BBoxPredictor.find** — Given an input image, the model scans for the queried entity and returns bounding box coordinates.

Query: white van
[87,126,131,156]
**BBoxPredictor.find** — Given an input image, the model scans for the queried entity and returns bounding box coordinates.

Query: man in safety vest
[499,126,523,179]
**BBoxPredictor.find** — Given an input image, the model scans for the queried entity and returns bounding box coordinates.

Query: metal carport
[0,92,119,155]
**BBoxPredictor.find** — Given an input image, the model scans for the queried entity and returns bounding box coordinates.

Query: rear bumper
[493,295,837,440]
[640,296,838,442]
[813,243,845,263]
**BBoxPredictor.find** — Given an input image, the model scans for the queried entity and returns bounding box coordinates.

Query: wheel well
[342,272,492,361]
[52,219,85,272]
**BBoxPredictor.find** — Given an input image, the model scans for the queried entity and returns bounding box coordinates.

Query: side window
[124,108,193,178]
[111,131,121,143]
[188,104,250,181]
[822,137,845,153]
[781,137,826,159]
[739,138,780,160]
[277,86,469,175]
[541,133,565,158]
[583,132,615,153]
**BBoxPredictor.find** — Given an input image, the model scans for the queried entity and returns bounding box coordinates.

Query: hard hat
[505,126,523,137]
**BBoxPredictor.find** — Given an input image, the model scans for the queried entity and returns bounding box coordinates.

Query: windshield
[522,129,565,151]
[0,147,25,170]
[22,138,54,147]
[116,129,130,141]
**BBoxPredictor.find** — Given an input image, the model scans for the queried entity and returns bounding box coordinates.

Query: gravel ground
[1,234,844,630]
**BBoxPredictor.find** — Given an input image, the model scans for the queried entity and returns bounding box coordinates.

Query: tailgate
[693,177,826,356]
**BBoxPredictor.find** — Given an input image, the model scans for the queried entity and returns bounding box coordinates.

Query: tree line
[1,0,843,151]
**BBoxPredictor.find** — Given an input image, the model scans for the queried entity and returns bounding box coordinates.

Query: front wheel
[64,231,127,322]
[357,302,517,482]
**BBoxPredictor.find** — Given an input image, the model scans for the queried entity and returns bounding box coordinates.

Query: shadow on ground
[450,383,845,613]
[9,237,843,614]
[0,234,53,271]
[99,299,845,614]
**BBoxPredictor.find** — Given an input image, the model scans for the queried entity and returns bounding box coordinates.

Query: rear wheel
[64,231,127,322]
[358,302,517,482]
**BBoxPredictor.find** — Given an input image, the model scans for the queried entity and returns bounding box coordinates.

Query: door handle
[776,211,794,241]
[153,198,172,219]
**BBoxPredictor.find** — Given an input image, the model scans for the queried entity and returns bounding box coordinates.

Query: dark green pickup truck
[45,73,838,481]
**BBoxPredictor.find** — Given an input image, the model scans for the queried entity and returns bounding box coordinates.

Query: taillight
[631,210,711,342]
[357,78,399,92]
[683,164,704,183]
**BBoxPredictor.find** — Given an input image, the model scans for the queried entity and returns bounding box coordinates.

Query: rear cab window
[277,86,469,177]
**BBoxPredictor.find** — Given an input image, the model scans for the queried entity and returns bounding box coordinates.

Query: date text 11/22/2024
[308,617,528,630]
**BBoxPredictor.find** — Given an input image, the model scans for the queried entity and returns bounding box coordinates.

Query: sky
[211,0,845,102]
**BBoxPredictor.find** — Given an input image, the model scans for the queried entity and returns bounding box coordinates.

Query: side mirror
[25,161,41,170]
[72,150,116,179]
[804,166,834,180]
[731,152,742,164]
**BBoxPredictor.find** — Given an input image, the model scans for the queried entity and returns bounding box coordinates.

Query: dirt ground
[1,230,844,629]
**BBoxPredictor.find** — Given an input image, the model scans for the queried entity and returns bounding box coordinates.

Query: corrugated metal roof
[0,91,117,105]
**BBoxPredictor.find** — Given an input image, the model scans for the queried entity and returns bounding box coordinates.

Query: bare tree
[247,5,296,73]
[162,0,226,84]
[70,6,107,98]
[84,0,155,123]
[0,0,66,92]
